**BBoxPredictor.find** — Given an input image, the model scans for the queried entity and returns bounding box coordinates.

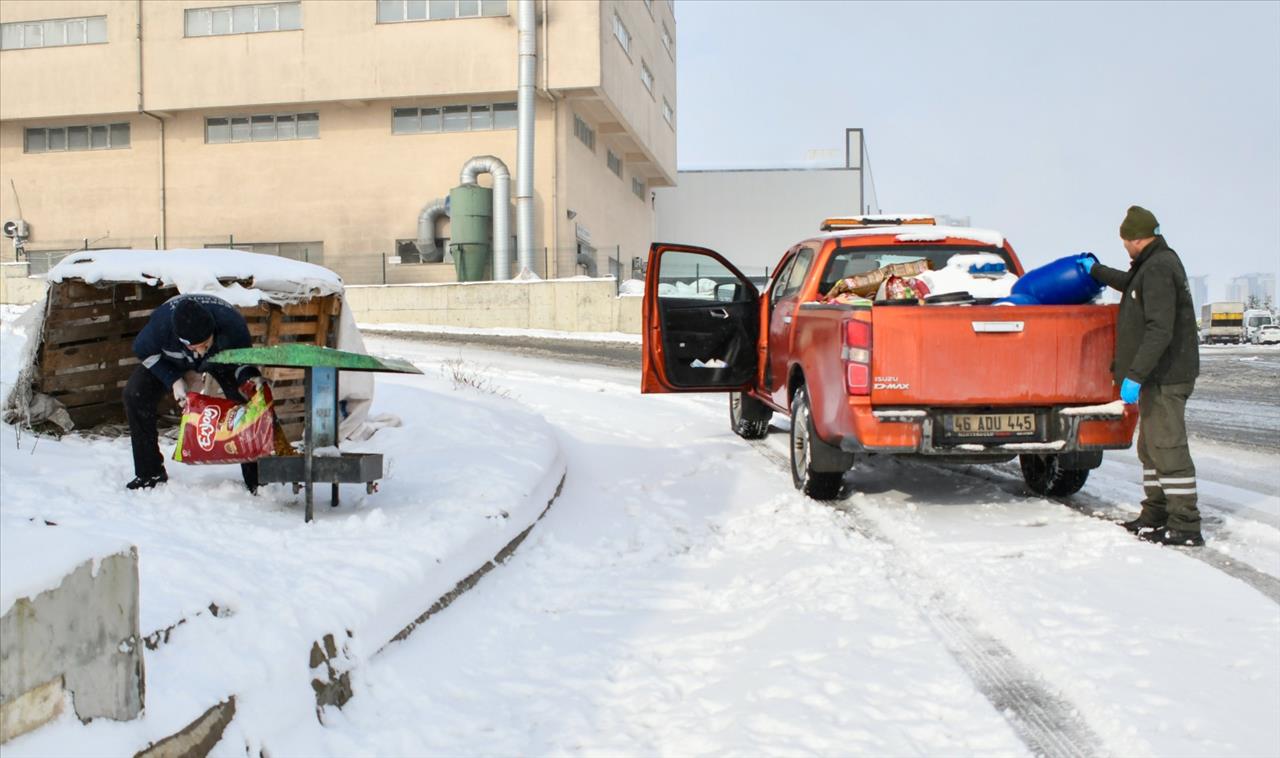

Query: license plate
[945,413,1037,438]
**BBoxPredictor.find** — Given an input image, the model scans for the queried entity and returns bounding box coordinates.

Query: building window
[185,2,301,36]
[640,60,654,94]
[662,97,674,128]
[391,102,516,134]
[205,112,317,143]
[632,177,646,200]
[1,16,107,50]
[377,0,507,22]
[661,22,673,58]
[24,122,129,153]
[607,149,622,178]
[573,114,595,151]
[613,13,630,55]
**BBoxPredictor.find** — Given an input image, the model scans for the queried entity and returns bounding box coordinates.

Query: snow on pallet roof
[47,248,344,306]
[815,225,1006,248]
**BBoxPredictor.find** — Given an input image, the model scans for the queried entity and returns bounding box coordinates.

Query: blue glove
[1120,378,1141,404]
[1078,253,1096,275]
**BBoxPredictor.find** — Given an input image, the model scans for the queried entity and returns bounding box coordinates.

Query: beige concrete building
[0,0,676,285]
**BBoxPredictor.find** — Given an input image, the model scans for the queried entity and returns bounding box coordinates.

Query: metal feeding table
[209,344,423,523]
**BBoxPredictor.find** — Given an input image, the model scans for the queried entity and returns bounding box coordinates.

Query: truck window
[778,247,815,299]
[819,245,1015,296]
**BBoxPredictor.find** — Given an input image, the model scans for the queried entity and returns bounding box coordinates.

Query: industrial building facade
[0,0,676,284]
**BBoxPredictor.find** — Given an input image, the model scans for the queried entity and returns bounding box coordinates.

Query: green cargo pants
[1136,382,1200,532]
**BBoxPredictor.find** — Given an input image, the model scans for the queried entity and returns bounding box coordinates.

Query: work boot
[126,472,168,490]
[1139,527,1205,547]
[1120,514,1165,534]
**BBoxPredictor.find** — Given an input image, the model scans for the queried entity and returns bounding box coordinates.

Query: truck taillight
[843,319,872,395]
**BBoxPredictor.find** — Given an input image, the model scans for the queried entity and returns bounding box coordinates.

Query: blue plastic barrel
[1008,253,1102,305]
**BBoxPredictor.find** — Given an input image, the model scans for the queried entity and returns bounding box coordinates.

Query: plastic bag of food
[174,385,276,465]
[880,275,932,301]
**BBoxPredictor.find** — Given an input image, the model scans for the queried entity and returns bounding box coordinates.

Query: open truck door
[642,243,760,394]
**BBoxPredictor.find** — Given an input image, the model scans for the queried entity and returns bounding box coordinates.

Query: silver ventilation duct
[515,0,536,277]
[459,155,512,279]
[415,198,448,263]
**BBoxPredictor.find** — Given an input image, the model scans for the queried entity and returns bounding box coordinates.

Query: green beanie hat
[1119,205,1160,240]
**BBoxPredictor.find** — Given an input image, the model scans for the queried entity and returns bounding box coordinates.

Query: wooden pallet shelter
[33,278,341,440]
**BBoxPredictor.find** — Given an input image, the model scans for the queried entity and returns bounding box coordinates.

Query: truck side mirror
[714,282,740,302]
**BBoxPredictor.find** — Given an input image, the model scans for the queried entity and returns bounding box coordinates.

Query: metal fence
[8,235,774,291]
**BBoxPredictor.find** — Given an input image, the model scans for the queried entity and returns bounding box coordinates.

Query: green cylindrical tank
[448,184,492,282]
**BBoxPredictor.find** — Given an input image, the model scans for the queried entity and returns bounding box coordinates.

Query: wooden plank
[52,385,127,409]
[44,317,149,346]
[65,402,128,429]
[265,307,284,345]
[41,364,137,393]
[274,320,322,337]
[41,341,137,373]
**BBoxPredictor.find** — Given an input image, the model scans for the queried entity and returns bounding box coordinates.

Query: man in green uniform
[1081,206,1203,546]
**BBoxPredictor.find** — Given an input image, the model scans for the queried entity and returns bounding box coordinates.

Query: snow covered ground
[3,310,1278,757]
[0,309,564,756]
[312,336,1279,757]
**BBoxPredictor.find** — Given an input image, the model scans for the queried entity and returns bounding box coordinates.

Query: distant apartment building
[0,0,676,284]
[1226,272,1276,307]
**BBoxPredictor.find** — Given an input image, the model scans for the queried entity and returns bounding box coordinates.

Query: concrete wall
[346,279,641,333]
[0,264,45,305]
[0,548,144,743]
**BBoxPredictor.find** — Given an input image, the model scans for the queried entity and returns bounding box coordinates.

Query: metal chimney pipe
[515,0,536,277]
[459,156,511,278]
[415,198,448,263]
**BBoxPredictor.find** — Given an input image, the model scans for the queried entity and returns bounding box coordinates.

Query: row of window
[573,112,645,202]
[185,2,301,37]
[377,0,508,22]
[24,124,130,153]
[206,113,319,143]
[393,103,517,134]
[1,16,106,50]
[3,0,510,50]
[612,12,675,130]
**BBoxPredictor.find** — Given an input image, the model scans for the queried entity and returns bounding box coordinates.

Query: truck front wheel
[790,386,847,500]
[1019,454,1090,497]
[730,392,772,439]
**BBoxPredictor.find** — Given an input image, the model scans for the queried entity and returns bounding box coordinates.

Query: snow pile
[618,278,645,297]
[915,252,1018,299]
[47,249,343,307]
[0,309,565,755]
[361,323,641,345]
[0,517,133,617]
[657,278,718,298]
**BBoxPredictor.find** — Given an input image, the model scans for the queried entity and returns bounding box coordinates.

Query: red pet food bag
[174,385,276,464]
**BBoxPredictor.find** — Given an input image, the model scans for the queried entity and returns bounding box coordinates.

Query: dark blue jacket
[132,294,260,387]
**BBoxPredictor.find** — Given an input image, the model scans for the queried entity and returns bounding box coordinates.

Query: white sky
[674,0,1280,299]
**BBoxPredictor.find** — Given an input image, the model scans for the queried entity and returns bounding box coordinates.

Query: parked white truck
[1244,308,1275,343]
[1200,301,1245,344]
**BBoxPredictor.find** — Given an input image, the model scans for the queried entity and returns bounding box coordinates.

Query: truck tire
[730,392,771,439]
[1019,454,1090,497]
[789,386,846,500]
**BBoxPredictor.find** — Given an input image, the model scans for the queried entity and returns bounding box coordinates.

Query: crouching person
[124,294,266,492]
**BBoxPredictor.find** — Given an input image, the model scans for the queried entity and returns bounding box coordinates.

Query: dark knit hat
[1119,205,1160,240]
[173,299,215,344]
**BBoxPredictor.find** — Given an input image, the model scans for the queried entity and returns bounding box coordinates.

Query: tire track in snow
[945,462,1280,605]
[746,439,1104,758]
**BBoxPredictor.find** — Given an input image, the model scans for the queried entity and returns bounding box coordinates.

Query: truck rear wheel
[790,386,846,500]
[1019,454,1090,497]
[730,392,772,439]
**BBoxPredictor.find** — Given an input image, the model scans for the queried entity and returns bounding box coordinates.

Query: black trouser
[123,365,259,490]
[1136,382,1199,532]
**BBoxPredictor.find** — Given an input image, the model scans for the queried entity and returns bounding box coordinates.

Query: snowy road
[311,335,1280,757]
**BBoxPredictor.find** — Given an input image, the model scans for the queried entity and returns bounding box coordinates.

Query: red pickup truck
[641,217,1138,499]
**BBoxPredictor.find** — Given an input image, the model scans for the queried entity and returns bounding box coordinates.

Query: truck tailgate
[870,305,1117,406]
